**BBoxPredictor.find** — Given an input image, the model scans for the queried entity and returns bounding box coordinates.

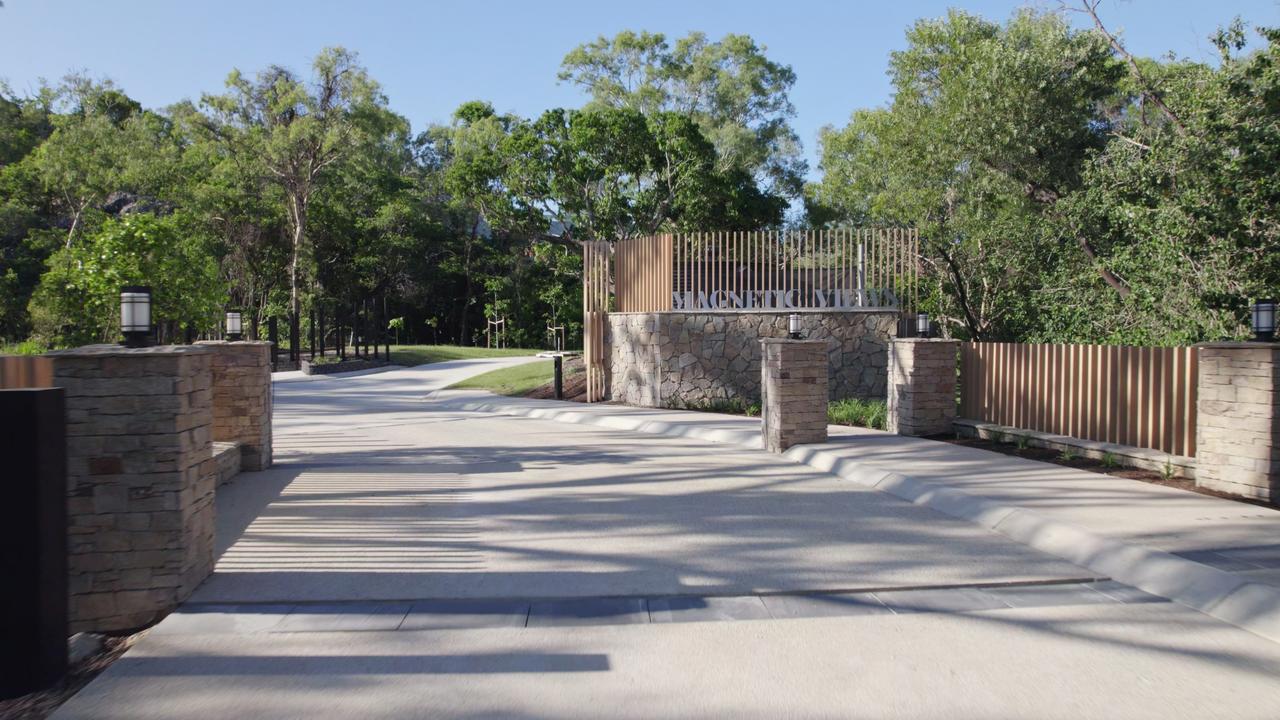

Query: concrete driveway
[53,358,1280,719]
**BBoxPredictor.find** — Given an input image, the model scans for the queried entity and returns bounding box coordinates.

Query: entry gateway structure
[583,229,920,404]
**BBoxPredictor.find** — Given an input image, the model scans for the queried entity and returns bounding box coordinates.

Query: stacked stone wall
[761,339,829,452]
[198,341,272,470]
[887,339,959,437]
[1196,342,1280,501]
[608,310,896,408]
[48,345,216,632]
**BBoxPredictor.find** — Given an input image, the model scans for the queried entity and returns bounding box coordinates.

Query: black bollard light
[120,286,153,348]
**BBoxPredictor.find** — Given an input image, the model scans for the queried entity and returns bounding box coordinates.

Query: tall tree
[200,47,386,332]
[811,9,1123,339]
[560,31,807,198]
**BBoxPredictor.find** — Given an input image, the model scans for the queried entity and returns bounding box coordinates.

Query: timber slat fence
[959,342,1198,458]
[0,355,53,389]
[613,229,920,313]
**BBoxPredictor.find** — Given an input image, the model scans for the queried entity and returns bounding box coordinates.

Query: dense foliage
[809,7,1278,344]
[1,7,1274,351]
[0,33,794,349]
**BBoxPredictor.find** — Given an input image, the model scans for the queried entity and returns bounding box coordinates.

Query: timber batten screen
[583,241,610,402]
[612,229,920,313]
[583,228,920,403]
[959,342,1199,458]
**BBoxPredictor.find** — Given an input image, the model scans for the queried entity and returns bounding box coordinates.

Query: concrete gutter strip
[442,391,1280,645]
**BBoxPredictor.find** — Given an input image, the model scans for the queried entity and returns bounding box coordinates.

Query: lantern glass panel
[1255,301,1275,333]
[226,312,243,336]
[120,287,151,333]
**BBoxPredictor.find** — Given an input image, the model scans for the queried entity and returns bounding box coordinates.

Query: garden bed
[300,357,392,375]
[942,434,1278,509]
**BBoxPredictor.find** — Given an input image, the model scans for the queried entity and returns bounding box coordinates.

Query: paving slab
[271,603,411,633]
[148,605,294,635]
[400,600,531,631]
[759,592,890,620]
[54,602,1280,720]
[647,595,771,624]
[982,583,1117,610]
[527,598,649,627]
[873,587,1010,614]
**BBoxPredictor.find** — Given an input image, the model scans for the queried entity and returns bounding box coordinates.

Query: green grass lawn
[827,397,887,430]
[389,344,540,367]
[0,340,48,355]
[447,359,554,396]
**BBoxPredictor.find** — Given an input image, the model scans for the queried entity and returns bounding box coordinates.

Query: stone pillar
[46,345,216,633]
[197,340,273,471]
[1196,342,1280,501]
[887,338,959,437]
[760,339,828,452]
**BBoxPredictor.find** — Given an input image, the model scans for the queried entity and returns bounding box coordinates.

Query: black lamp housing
[1252,299,1276,342]
[225,311,243,341]
[120,285,153,348]
[916,312,931,339]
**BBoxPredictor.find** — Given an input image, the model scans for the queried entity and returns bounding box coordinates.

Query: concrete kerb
[439,390,1280,645]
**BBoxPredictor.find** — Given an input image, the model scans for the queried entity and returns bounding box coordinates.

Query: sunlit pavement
[54,359,1280,719]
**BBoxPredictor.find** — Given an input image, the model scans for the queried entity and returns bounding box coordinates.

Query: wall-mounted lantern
[226,312,243,341]
[1253,299,1275,342]
[788,313,802,340]
[916,312,931,339]
[120,285,152,348]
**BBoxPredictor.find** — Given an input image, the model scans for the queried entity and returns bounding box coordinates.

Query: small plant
[1058,448,1079,462]
[745,402,762,417]
[1160,459,1177,481]
[1101,451,1119,469]
[1015,434,1030,451]
[828,398,887,430]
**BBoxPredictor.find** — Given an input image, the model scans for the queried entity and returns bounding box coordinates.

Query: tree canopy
[810,7,1278,344]
[0,7,1274,352]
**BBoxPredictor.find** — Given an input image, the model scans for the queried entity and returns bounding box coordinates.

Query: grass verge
[448,360,555,397]
[827,398,887,430]
[389,344,539,367]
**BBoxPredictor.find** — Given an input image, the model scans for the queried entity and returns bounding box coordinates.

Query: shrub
[827,398,887,430]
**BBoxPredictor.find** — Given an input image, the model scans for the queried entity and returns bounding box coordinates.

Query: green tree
[28,213,223,346]
[200,47,388,334]
[560,30,806,197]
[811,9,1124,339]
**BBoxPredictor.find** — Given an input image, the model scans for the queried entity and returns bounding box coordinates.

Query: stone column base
[761,339,828,452]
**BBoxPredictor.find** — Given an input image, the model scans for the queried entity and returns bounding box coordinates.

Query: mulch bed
[522,356,588,402]
[942,435,1278,509]
[0,632,144,720]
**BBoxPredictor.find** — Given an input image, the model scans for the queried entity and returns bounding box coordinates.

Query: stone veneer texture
[608,310,896,408]
[761,339,829,452]
[198,341,273,470]
[48,344,216,633]
[886,339,959,437]
[1196,342,1280,501]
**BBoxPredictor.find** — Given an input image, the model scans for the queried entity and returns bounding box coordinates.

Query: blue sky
[2,0,1277,177]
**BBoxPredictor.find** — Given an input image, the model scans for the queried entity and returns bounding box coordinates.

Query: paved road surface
[54,359,1280,719]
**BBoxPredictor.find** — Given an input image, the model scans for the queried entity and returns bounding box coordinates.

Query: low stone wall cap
[195,340,273,346]
[45,343,214,357]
